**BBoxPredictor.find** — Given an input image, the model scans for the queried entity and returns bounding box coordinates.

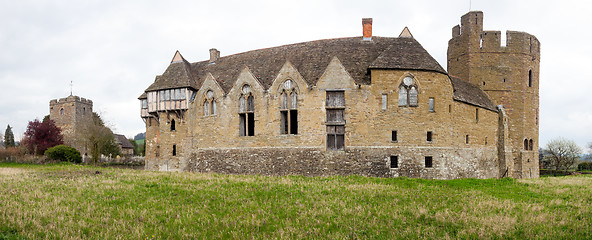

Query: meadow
[1,163,591,239]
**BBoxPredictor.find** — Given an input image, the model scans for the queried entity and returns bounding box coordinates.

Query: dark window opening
[172,145,176,156]
[392,131,397,142]
[240,113,255,136]
[247,113,255,136]
[280,89,298,135]
[524,139,528,151]
[448,104,452,113]
[390,156,398,168]
[465,135,470,144]
[425,156,433,168]
[170,119,176,131]
[529,139,533,151]
[290,110,298,134]
[475,108,479,123]
[528,70,533,87]
[427,131,433,142]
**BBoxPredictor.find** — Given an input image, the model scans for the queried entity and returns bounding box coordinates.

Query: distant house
[114,134,134,156]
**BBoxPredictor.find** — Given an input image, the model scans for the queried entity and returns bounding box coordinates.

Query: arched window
[60,108,64,115]
[203,101,210,116]
[398,88,407,106]
[170,119,176,131]
[203,90,216,116]
[83,107,86,115]
[529,139,533,151]
[239,85,254,136]
[398,76,418,107]
[280,80,298,135]
[524,139,528,151]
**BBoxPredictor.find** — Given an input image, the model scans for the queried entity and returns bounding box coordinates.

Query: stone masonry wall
[145,57,502,179]
[447,11,540,178]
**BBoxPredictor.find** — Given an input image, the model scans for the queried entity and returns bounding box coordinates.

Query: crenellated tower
[447,11,540,178]
[49,95,94,156]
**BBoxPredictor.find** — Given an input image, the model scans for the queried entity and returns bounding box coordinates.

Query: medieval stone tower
[49,95,93,156]
[447,11,540,178]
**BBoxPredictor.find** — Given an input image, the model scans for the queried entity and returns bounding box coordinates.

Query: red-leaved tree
[22,118,63,155]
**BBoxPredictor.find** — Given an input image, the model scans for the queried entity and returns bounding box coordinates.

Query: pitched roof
[144,56,199,92]
[114,134,134,149]
[143,36,446,93]
[369,38,445,73]
[140,36,494,112]
[449,76,498,111]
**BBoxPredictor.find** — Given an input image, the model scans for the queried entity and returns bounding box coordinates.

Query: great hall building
[139,11,540,179]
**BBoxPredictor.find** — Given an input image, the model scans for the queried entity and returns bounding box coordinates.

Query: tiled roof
[144,58,198,92]
[114,134,134,149]
[140,36,495,111]
[449,76,498,111]
[142,36,446,93]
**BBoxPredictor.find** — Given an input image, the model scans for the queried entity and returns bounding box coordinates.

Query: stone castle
[138,11,539,179]
[49,95,93,156]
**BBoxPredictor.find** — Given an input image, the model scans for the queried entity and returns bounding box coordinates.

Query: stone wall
[49,95,93,156]
[447,11,540,178]
[143,146,498,179]
[144,57,502,179]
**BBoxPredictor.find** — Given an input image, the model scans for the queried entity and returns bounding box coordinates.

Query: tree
[543,137,582,172]
[80,112,120,165]
[4,125,15,148]
[22,118,63,155]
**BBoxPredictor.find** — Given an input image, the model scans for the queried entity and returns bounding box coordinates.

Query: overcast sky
[1,0,591,152]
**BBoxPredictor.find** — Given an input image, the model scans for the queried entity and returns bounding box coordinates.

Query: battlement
[50,95,93,106]
[449,11,540,57]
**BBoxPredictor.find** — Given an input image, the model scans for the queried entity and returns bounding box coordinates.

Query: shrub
[0,146,27,163]
[44,145,82,163]
[577,162,592,171]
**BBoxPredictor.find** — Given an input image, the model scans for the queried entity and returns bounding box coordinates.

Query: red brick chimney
[362,18,373,41]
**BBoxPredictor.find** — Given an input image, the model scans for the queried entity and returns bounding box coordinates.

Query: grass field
[1,163,591,239]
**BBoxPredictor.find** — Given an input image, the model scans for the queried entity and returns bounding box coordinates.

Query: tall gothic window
[398,76,418,107]
[239,85,255,136]
[326,91,345,150]
[203,90,216,116]
[280,80,298,135]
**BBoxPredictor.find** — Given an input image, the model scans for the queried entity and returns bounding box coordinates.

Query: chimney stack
[362,18,373,41]
[209,48,220,63]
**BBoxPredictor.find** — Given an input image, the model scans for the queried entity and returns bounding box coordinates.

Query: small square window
[425,156,433,168]
[427,131,433,142]
[390,156,398,168]
[392,131,397,142]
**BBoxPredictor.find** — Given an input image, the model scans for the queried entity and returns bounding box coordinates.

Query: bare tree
[543,137,582,172]
[79,112,120,165]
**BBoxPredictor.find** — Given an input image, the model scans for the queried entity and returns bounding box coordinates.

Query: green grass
[1,163,591,239]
